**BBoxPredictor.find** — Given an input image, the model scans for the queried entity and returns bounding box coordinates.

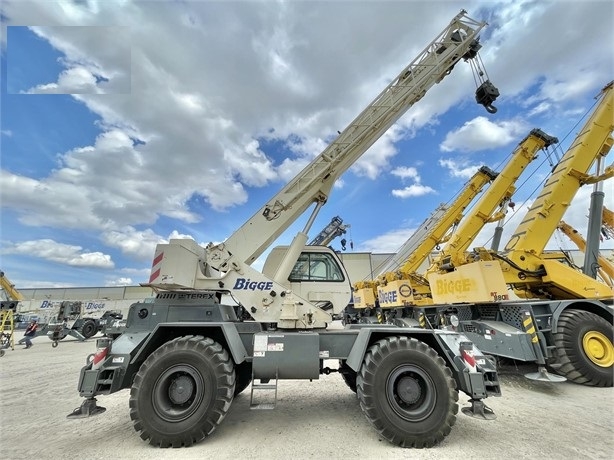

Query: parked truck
[68,10,502,449]
[46,301,123,345]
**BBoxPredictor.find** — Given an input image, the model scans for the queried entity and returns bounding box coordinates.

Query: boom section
[432,129,558,271]
[0,271,23,302]
[504,82,613,256]
[207,10,491,271]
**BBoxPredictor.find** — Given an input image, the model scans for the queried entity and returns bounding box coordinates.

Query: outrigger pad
[525,367,566,383]
[461,399,496,420]
[67,398,106,419]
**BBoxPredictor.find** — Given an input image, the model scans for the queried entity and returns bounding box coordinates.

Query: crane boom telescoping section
[308,216,349,247]
[430,129,559,273]
[504,83,613,258]
[147,10,499,329]
[204,11,495,272]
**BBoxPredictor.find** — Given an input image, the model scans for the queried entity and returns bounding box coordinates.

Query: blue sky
[1,0,613,289]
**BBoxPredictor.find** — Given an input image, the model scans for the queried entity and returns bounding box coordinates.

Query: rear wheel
[80,320,97,339]
[129,336,235,447]
[554,309,613,387]
[357,336,458,448]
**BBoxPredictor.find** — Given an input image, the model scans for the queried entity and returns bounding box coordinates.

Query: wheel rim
[582,331,614,367]
[386,364,436,422]
[152,364,205,422]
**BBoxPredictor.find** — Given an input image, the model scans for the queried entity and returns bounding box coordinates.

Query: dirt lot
[1,334,612,460]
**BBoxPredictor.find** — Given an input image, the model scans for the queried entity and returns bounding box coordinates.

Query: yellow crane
[351,165,498,318]
[350,128,557,326]
[0,270,24,355]
[420,82,613,386]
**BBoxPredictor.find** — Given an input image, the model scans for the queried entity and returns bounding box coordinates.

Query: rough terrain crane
[424,128,560,300]
[68,11,502,449]
[422,81,614,386]
[350,165,498,319]
[352,129,558,325]
[308,215,350,248]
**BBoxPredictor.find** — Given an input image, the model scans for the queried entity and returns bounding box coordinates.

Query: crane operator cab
[263,246,351,316]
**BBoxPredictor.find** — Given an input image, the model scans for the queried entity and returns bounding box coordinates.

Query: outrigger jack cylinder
[67,398,106,419]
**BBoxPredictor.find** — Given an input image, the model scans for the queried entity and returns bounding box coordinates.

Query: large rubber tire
[338,360,357,393]
[356,336,458,448]
[554,309,613,387]
[233,361,252,396]
[129,336,235,447]
[80,320,97,339]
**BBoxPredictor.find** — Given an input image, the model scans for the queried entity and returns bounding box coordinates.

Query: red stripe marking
[149,268,161,283]
[461,350,476,368]
[93,347,108,366]
[151,252,164,267]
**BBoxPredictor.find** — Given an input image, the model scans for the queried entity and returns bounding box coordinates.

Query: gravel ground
[1,334,612,460]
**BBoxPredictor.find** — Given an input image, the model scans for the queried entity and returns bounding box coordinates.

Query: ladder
[0,309,15,355]
[249,372,279,410]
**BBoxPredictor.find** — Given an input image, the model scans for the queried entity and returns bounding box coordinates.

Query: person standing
[23,320,38,349]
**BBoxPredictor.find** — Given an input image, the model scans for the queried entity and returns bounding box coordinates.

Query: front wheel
[554,309,613,387]
[357,336,458,448]
[129,336,235,447]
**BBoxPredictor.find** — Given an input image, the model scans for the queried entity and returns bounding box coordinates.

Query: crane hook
[475,80,500,114]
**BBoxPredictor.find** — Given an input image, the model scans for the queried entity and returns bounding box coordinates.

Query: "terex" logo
[233,278,274,291]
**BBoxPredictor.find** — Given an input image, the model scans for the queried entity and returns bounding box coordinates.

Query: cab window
[289,252,345,282]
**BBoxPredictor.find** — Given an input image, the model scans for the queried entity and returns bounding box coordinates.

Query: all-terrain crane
[351,165,499,317]
[422,81,614,386]
[68,11,502,449]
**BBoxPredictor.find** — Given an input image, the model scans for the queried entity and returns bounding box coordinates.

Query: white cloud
[24,66,101,94]
[391,166,420,180]
[2,239,114,268]
[392,184,435,199]
[438,159,485,180]
[104,277,133,287]
[440,117,527,153]
[22,25,131,94]
[359,227,418,253]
